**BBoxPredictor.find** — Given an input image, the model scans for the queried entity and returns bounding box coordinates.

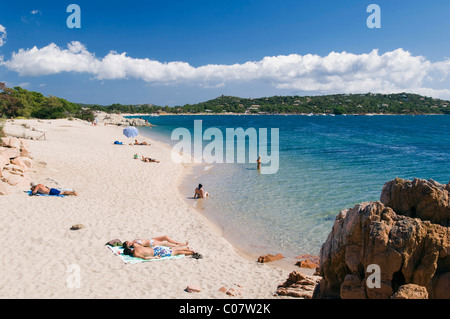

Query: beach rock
[433,272,450,299]
[0,147,19,159]
[218,284,243,296]
[218,286,228,294]
[276,271,321,299]
[296,260,319,269]
[0,181,10,195]
[391,284,429,299]
[257,253,284,263]
[0,154,9,171]
[1,171,29,187]
[3,164,26,176]
[20,147,31,158]
[15,157,32,170]
[313,199,449,299]
[185,285,202,293]
[295,254,320,264]
[10,158,30,171]
[1,136,21,149]
[70,224,85,230]
[19,139,29,149]
[96,112,150,127]
[380,177,450,227]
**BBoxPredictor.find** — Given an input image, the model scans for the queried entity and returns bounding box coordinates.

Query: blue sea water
[130,114,450,258]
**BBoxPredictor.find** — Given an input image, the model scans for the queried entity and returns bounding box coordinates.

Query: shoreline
[124,112,449,117]
[137,126,306,272]
[0,118,300,298]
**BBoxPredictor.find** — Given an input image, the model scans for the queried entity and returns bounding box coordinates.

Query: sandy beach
[0,118,294,299]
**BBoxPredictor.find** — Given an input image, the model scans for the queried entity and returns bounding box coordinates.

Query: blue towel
[114,141,123,145]
[107,245,184,264]
[26,190,66,197]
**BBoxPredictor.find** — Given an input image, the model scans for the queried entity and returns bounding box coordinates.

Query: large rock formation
[276,271,321,299]
[94,112,151,127]
[313,178,450,299]
[381,178,450,227]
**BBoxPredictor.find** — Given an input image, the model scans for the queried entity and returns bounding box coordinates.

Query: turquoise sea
[130,114,450,258]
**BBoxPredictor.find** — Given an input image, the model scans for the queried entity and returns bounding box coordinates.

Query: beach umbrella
[123,126,139,138]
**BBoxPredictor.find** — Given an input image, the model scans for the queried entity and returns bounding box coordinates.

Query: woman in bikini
[128,235,188,248]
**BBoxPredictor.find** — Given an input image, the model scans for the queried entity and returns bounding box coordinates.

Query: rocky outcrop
[0,137,34,194]
[94,112,151,127]
[276,271,321,299]
[257,253,284,263]
[391,284,429,299]
[381,178,450,227]
[313,178,450,299]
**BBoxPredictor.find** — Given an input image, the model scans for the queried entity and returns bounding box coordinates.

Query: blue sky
[1,1,450,106]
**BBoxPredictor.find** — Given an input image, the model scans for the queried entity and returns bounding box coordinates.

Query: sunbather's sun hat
[30,182,37,187]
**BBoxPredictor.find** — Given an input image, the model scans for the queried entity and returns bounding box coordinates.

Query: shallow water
[133,114,450,258]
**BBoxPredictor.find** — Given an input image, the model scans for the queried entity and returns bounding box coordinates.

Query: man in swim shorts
[30,183,78,196]
[142,156,160,163]
[123,241,198,260]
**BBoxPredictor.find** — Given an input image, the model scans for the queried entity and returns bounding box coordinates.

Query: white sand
[0,119,292,299]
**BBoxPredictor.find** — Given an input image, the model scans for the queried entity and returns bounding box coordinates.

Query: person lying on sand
[134,139,150,145]
[142,156,160,163]
[30,182,78,196]
[194,183,209,198]
[122,241,202,260]
[126,235,188,248]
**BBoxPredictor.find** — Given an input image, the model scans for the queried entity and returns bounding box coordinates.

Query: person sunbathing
[134,139,150,145]
[122,241,201,260]
[30,182,78,196]
[142,156,160,163]
[126,235,188,248]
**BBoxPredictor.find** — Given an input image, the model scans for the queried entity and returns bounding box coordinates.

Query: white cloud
[3,41,450,99]
[0,25,6,47]
[31,10,41,15]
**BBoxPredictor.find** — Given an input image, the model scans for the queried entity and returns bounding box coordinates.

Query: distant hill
[1,83,449,119]
[171,93,450,115]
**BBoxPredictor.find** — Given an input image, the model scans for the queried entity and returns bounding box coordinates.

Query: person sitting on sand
[125,235,188,248]
[134,139,149,146]
[30,182,78,196]
[142,156,159,163]
[122,241,201,260]
[194,184,209,198]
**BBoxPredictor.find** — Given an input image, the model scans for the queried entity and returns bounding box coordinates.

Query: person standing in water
[256,155,261,170]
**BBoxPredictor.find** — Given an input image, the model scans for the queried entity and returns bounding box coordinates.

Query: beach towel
[107,245,184,264]
[25,190,67,197]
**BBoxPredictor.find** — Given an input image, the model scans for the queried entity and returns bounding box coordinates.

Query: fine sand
[0,118,294,299]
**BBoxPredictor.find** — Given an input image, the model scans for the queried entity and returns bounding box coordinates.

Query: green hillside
[1,83,449,119]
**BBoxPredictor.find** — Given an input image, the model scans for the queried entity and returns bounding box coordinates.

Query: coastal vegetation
[0,83,94,121]
[1,82,449,119]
